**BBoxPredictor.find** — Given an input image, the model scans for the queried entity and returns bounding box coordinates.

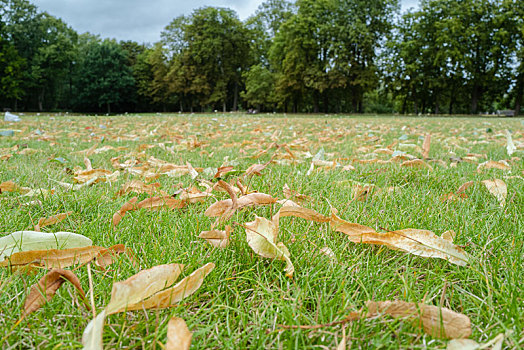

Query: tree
[165,7,251,112]
[0,20,25,108]
[241,64,277,111]
[271,0,398,113]
[73,38,135,113]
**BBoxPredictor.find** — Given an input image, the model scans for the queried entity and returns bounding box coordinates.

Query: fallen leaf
[82,263,213,350]
[401,159,433,170]
[166,317,192,350]
[214,166,235,178]
[245,216,294,278]
[205,193,276,218]
[112,197,138,226]
[477,160,510,172]
[35,211,73,231]
[422,134,431,159]
[365,300,471,339]
[125,262,215,310]
[456,181,475,194]
[283,184,312,204]
[116,180,161,196]
[23,268,87,317]
[137,196,186,210]
[199,226,231,248]
[0,231,92,261]
[447,332,506,350]
[0,244,132,270]
[330,211,468,266]
[481,179,507,206]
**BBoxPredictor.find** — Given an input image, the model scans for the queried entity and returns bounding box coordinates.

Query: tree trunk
[515,72,523,117]
[470,84,479,114]
[323,92,329,113]
[38,88,45,112]
[222,101,227,113]
[313,92,319,113]
[233,82,239,111]
[107,102,111,114]
[179,100,183,112]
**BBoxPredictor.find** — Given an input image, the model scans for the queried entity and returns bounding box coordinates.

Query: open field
[0,114,523,349]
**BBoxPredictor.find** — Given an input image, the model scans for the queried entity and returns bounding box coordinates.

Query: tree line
[1,0,523,115]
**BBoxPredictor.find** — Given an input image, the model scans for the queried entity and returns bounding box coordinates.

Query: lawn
[0,113,522,349]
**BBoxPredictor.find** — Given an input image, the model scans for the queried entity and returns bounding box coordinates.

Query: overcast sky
[32,0,420,44]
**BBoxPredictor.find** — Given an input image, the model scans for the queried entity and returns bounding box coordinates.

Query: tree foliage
[1,0,523,114]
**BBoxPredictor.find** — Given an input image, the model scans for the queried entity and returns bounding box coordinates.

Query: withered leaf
[35,211,73,231]
[365,300,471,339]
[245,216,294,278]
[166,317,192,350]
[0,231,92,261]
[116,180,161,196]
[1,244,132,270]
[477,160,510,172]
[83,263,213,350]
[422,134,431,159]
[330,211,469,266]
[401,159,433,170]
[125,262,215,310]
[205,193,276,218]
[112,197,138,226]
[23,268,87,317]
[481,179,507,206]
[199,226,231,248]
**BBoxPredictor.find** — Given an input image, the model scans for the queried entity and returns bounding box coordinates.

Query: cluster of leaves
[0,113,523,348]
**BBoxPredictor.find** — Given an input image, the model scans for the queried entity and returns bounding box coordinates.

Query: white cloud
[31,0,419,44]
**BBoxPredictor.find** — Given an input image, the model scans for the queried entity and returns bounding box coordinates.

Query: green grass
[0,114,522,349]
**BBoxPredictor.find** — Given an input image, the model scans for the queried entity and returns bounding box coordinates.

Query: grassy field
[0,114,522,349]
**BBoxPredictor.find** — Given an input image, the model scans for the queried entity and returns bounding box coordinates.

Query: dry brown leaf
[456,181,475,194]
[23,268,87,317]
[245,216,294,278]
[73,169,114,184]
[422,134,431,159]
[35,211,73,231]
[0,244,132,270]
[116,180,161,196]
[0,181,22,193]
[401,159,433,171]
[204,193,276,218]
[112,197,138,226]
[330,211,469,266]
[477,160,511,172]
[125,262,215,311]
[274,205,331,229]
[166,317,192,350]
[447,332,506,350]
[137,196,186,210]
[199,226,231,248]
[440,193,468,202]
[481,179,507,206]
[84,157,93,171]
[283,184,312,204]
[365,300,471,339]
[177,187,214,204]
[83,263,186,350]
[243,159,272,177]
[214,166,235,178]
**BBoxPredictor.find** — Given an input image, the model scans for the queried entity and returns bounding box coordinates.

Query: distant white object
[505,129,516,156]
[4,111,21,122]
